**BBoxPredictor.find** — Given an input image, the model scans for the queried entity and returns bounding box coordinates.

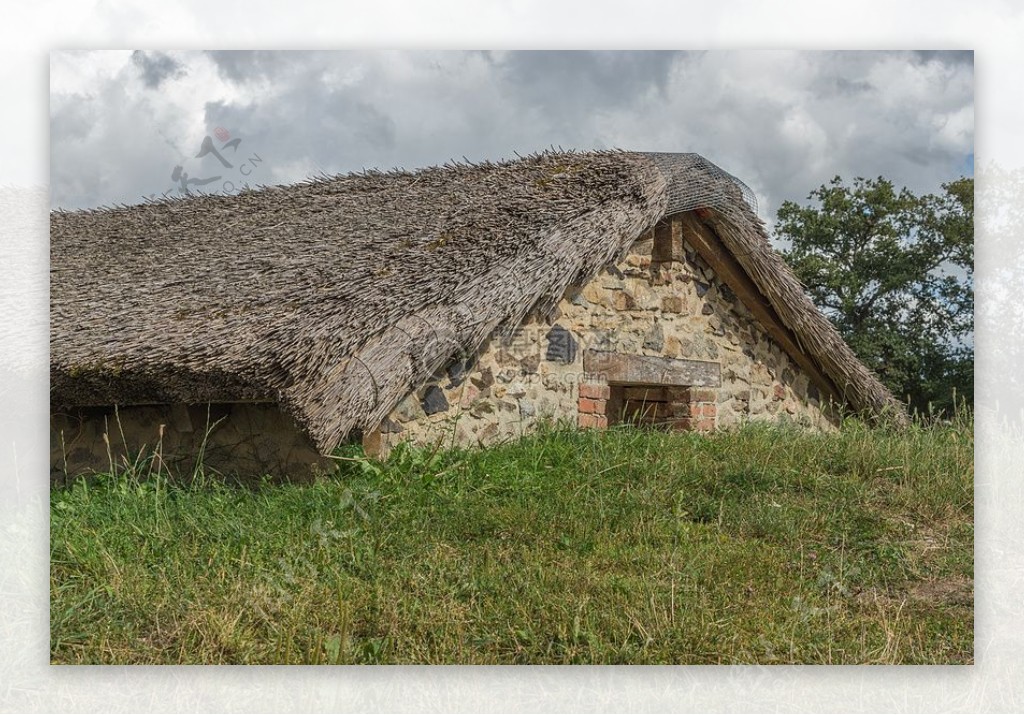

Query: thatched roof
[51,150,906,451]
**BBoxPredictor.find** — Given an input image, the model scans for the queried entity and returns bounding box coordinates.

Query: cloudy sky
[50,50,973,224]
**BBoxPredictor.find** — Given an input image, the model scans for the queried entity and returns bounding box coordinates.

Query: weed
[50,409,973,664]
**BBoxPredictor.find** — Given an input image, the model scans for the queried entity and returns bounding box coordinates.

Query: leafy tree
[776,175,973,415]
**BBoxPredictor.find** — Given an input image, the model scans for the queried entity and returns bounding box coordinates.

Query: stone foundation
[50,403,333,484]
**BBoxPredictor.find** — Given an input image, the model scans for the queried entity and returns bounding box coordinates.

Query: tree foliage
[776,175,973,415]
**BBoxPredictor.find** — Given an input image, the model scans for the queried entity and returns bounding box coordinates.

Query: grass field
[50,412,973,664]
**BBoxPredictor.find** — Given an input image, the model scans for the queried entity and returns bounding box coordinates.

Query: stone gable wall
[373,224,840,455]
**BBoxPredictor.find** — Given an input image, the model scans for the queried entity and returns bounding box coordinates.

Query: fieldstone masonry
[371,211,840,457]
[50,403,334,483]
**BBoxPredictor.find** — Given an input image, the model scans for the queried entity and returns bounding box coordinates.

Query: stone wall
[373,215,840,455]
[51,403,333,484]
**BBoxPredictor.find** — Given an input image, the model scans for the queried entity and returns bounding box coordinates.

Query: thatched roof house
[51,150,906,479]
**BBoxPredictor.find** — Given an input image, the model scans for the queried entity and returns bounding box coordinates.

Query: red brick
[695,418,716,432]
[578,397,598,414]
[579,382,610,400]
[703,402,717,416]
[578,413,608,429]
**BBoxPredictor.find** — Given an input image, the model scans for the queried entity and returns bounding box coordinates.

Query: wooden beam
[584,350,721,387]
[675,211,841,403]
[651,216,685,263]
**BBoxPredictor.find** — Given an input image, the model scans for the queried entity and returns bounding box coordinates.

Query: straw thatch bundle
[51,150,906,452]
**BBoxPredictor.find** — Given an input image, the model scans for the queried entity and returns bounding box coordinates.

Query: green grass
[50,412,973,664]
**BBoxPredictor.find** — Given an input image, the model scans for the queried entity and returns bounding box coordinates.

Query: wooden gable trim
[675,210,841,404]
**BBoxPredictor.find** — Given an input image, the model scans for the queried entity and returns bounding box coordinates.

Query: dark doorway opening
[606,384,692,430]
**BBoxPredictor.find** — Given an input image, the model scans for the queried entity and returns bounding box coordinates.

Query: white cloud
[933,104,975,154]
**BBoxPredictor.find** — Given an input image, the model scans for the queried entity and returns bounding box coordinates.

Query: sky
[49,50,974,225]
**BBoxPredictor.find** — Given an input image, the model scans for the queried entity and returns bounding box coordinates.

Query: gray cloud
[493,50,678,110]
[131,50,185,88]
[913,49,974,66]
[50,50,973,227]
[201,63,399,180]
[205,50,308,84]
